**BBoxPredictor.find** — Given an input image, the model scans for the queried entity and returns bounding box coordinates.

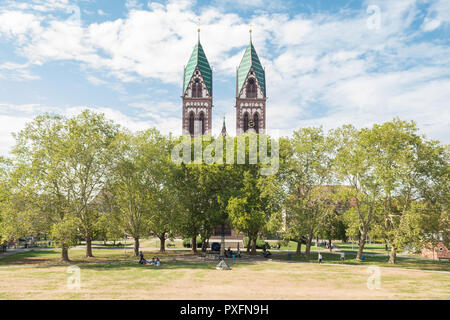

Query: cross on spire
[197,17,201,42]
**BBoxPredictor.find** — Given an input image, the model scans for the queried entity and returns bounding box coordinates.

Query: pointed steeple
[183,31,212,96]
[236,30,266,97]
[221,116,228,136]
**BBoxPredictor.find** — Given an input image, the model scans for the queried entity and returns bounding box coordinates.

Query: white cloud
[0,62,39,81]
[0,0,448,150]
[422,0,450,31]
[0,102,185,156]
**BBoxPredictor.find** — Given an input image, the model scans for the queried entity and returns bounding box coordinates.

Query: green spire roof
[237,41,266,96]
[183,41,212,95]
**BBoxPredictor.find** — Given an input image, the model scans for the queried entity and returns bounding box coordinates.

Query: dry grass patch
[0,259,448,300]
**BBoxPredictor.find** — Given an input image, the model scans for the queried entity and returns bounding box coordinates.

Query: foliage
[1,112,447,265]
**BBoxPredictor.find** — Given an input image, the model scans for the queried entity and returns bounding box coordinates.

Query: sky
[0,0,449,156]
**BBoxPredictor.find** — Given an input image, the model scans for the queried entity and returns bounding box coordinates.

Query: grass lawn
[0,248,449,300]
[271,251,450,272]
[266,240,320,251]
[334,242,391,254]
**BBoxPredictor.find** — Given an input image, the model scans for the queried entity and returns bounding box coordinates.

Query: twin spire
[183,29,263,98]
[182,29,266,136]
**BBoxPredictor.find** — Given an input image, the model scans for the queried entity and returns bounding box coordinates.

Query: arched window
[246,78,257,98]
[192,79,202,98]
[189,112,195,136]
[253,113,259,133]
[199,112,205,135]
[243,112,249,133]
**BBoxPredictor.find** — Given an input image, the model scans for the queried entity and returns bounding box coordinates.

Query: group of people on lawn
[224,247,241,259]
[139,247,347,266]
[139,252,161,266]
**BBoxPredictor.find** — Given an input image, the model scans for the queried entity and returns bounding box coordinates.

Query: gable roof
[183,41,212,95]
[237,41,266,96]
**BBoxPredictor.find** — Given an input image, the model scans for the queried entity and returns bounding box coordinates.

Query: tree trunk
[329,238,332,252]
[296,240,302,255]
[246,236,251,253]
[356,231,367,260]
[61,245,70,262]
[220,224,225,257]
[251,237,257,255]
[305,233,313,257]
[305,240,312,257]
[191,235,197,253]
[133,237,140,256]
[388,246,396,264]
[201,238,208,252]
[159,235,166,253]
[86,235,93,258]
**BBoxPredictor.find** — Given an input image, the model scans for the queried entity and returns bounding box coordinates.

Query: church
[181,30,267,244]
[182,30,267,136]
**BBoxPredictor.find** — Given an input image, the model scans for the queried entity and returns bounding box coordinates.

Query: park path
[0,248,33,259]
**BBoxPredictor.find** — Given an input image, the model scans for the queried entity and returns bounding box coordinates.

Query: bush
[243,237,268,249]
[182,237,203,248]
[277,239,289,247]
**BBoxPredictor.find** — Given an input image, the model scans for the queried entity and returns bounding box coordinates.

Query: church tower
[182,30,213,136]
[236,30,266,135]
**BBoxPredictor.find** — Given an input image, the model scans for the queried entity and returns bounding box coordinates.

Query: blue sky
[0,0,449,155]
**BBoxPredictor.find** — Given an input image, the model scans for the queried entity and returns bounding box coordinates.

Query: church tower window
[199,112,205,135]
[243,112,249,133]
[192,79,202,98]
[254,113,259,133]
[246,78,257,98]
[189,112,195,136]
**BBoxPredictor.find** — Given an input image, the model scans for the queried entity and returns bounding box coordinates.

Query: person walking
[318,253,323,264]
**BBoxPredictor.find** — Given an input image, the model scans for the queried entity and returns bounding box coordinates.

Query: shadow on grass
[0,249,259,271]
[79,260,223,271]
[271,251,450,272]
[0,250,59,266]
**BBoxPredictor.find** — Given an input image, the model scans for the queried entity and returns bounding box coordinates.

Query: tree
[417,143,449,255]
[95,200,123,246]
[145,133,181,253]
[62,110,119,257]
[282,128,335,257]
[317,188,348,251]
[369,120,449,263]
[11,114,76,261]
[226,133,282,255]
[50,216,81,261]
[110,130,162,256]
[173,162,215,254]
[172,135,228,254]
[331,125,382,260]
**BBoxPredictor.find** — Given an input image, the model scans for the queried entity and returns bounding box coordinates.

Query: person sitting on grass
[139,251,150,265]
[156,257,161,266]
[263,250,271,258]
